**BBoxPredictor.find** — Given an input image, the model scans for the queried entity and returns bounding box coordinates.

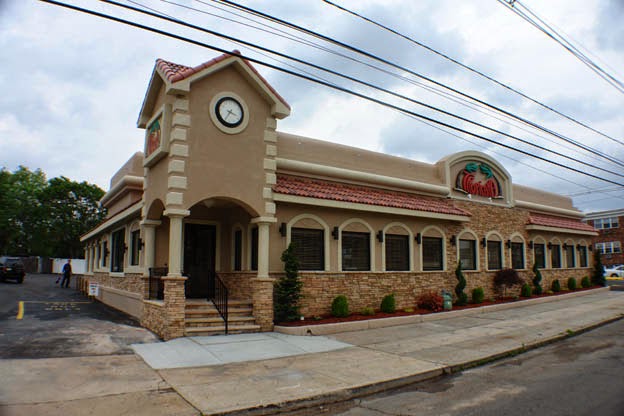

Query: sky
[1,0,623,213]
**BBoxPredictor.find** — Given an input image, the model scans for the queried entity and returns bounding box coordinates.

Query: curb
[219,311,624,416]
[275,287,611,336]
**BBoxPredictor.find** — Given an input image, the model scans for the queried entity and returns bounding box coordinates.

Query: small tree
[455,262,468,306]
[494,268,523,299]
[532,262,543,295]
[331,295,349,317]
[380,293,396,313]
[592,250,606,287]
[274,243,303,322]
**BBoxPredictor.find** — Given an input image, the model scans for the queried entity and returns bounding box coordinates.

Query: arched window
[509,233,526,270]
[533,236,546,269]
[340,219,373,271]
[383,223,412,271]
[549,238,562,269]
[564,239,576,268]
[485,232,503,271]
[458,230,478,270]
[287,214,329,271]
[420,226,445,271]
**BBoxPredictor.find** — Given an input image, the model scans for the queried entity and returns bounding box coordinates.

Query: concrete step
[185,316,257,328]
[184,307,252,319]
[184,324,262,336]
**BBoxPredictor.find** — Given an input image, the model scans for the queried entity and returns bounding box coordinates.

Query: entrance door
[183,223,216,298]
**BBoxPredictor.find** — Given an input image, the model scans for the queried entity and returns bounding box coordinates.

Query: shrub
[532,262,543,295]
[581,276,591,288]
[592,250,606,287]
[455,263,468,306]
[567,277,577,291]
[404,307,414,313]
[472,287,485,304]
[551,279,561,292]
[417,291,444,312]
[380,293,396,313]
[361,307,375,316]
[331,295,349,317]
[494,268,523,298]
[521,283,532,297]
[274,243,303,322]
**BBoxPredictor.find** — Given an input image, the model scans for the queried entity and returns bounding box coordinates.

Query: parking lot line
[16,301,24,320]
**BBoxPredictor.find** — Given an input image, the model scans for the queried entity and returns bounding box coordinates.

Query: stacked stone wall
[141,301,166,339]
[220,272,254,300]
[88,272,144,295]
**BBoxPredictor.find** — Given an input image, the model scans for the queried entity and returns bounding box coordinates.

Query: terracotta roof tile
[274,175,471,217]
[156,51,290,110]
[528,213,596,233]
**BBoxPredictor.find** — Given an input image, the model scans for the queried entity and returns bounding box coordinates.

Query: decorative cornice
[515,200,584,219]
[99,175,144,208]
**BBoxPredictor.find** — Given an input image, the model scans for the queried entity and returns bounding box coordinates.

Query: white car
[604,265,624,278]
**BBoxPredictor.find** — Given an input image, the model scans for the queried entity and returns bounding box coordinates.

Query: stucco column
[140,219,161,275]
[164,209,189,277]
[250,217,277,331]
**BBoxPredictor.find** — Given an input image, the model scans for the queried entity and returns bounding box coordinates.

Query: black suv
[0,257,25,283]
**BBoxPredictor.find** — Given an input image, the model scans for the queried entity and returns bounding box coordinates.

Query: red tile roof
[156,51,290,110]
[274,175,471,217]
[528,213,596,233]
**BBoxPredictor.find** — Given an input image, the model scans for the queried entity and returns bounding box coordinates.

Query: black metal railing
[148,267,167,300]
[209,272,229,334]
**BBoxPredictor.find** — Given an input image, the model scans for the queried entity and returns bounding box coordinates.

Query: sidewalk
[1,288,623,416]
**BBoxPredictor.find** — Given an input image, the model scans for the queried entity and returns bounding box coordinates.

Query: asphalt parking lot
[0,274,159,359]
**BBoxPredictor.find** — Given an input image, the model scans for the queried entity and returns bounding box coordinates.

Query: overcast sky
[1,0,623,213]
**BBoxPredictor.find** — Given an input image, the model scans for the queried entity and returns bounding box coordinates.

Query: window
[130,230,140,266]
[595,241,622,254]
[385,234,409,271]
[422,237,443,271]
[96,244,101,268]
[487,240,502,270]
[102,241,108,267]
[593,217,619,229]
[579,246,588,267]
[292,228,324,271]
[342,231,370,271]
[565,244,575,268]
[111,229,125,273]
[511,242,524,269]
[233,229,242,271]
[550,244,561,269]
[534,243,545,269]
[459,239,476,270]
[250,227,258,271]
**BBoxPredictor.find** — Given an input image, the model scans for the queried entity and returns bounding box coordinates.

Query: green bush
[331,295,349,317]
[472,287,485,304]
[581,276,591,288]
[532,262,543,295]
[592,251,606,287]
[380,293,396,313]
[521,283,532,297]
[551,279,561,292]
[417,291,444,312]
[455,263,468,306]
[274,243,303,322]
[567,277,577,291]
[361,307,375,316]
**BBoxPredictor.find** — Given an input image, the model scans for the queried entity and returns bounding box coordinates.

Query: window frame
[565,244,575,268]
[510,242,525,270]
[486,240,503,270]
[385,233,410,271]
[550,244,562,269]
[459,238,477,270]
[579,246,588,268]
[130,229,141,266]
[233,228,243,271]
[534,243,546,269]
[110,228,125,273]
[341,231,371,271]
[422,236,444,271]
[291,227,325,271]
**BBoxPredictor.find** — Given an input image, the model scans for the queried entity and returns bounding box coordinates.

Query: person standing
[60,258,72,288]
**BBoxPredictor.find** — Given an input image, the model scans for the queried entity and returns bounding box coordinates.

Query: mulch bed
[276,286,603,327]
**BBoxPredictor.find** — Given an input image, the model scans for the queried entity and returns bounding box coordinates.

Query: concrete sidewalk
[1,289,623,416]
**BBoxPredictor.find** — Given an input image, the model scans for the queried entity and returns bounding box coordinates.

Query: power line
[323,0,624,147]
[104,0,624,179]
[37,0,624,189]
[211,0,624,168]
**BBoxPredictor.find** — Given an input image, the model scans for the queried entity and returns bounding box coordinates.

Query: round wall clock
[215,97,244,128]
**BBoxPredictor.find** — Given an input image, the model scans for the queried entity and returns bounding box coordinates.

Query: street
[327,318,624,416]
[0,273,158,358]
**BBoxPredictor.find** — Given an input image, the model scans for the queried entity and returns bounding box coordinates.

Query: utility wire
[102,0,624,179]
[38,0,624,188]
[323,0,624,147]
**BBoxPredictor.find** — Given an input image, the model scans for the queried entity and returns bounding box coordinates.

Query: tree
[494,268,523,298]
[532,262,543,295]
[274,243,303,322]
[592,250,606,287]
[455,262,468,305]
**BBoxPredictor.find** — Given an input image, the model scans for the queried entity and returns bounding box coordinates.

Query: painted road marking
[16,301,24,320]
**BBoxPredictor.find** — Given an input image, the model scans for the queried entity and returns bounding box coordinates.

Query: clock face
[215,97,244,128]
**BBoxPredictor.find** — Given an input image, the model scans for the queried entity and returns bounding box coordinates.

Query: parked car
[0,257,25,283]
[604,265,624,278]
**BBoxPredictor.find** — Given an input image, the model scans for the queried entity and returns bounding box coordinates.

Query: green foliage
[494,268,523,298]
[380,293,396,313]
[361,307,375,316]
[454,263,468,306]
[532,262,543,295]
[417,291,444,312]
[567,277,577,291]
[274,243,303,322]
[592,251,606,287]
[0,166,106,257]
[521,283,532,297]
[472,287,485,304]
[331,295,349,318]
[581,276,591,288]
[551,279,561,292]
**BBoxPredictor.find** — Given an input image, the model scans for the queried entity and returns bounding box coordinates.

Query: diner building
[80,51,597,339]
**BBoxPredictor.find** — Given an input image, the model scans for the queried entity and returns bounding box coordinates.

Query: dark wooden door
[183,224,216,298]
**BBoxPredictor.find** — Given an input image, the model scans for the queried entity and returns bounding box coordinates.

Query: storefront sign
[455,162,502,198]
[88,283,100,297]
[146,116,161,157]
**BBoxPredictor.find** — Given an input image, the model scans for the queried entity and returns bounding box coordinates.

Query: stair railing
[209,272,229,334]
[148,267,167,300]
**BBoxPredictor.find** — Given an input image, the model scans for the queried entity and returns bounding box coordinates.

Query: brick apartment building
[584,208,623,267]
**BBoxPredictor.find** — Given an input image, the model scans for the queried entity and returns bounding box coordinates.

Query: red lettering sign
[455,163,502,198]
